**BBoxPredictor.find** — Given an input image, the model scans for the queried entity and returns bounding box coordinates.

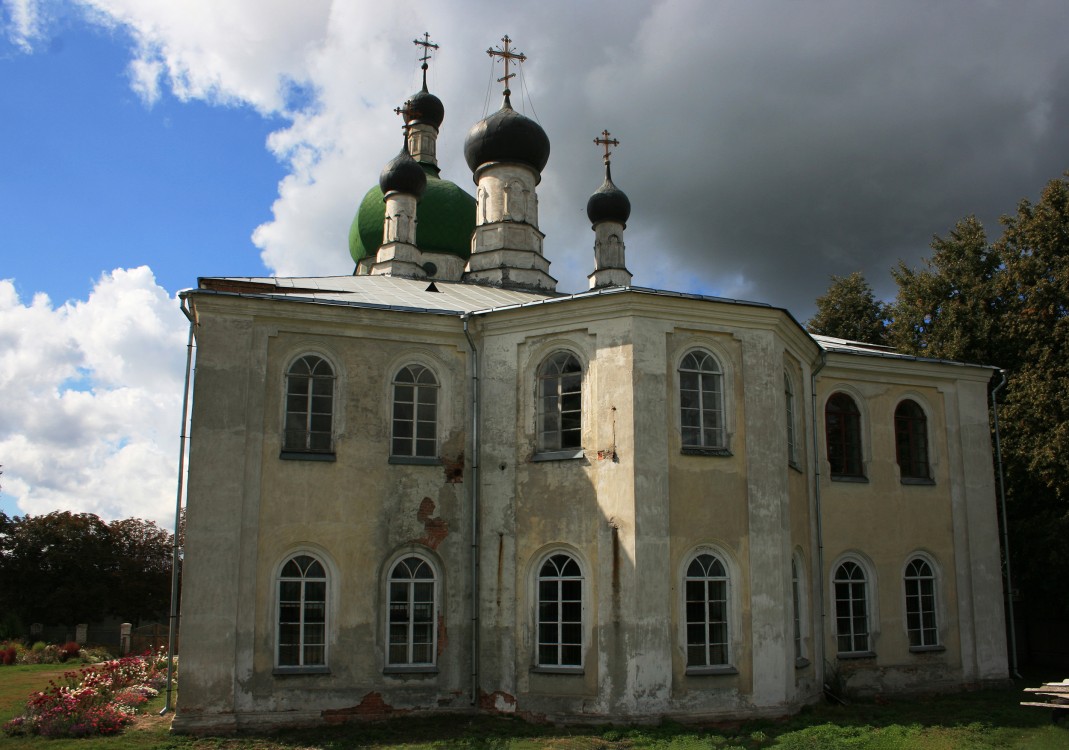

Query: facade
[172,43,1008,733]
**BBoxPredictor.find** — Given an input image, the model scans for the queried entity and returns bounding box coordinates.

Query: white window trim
[273,546,336,674]
[279,348,343,458]
[821,386,870,481]
[901,552,945,652]
[792,550,811,668]
[674,343,734,455]
[389,363,441,462]
[829,552,879,658]
[529,546,589,673]
[678,543,741,675]
[530,346,588,460]
[383,550,441,672]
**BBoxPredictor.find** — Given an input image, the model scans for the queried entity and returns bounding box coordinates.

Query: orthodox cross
[393,99,414,135]
[594,130,620,164]
[487,35,526,93]
[413,32,439,89]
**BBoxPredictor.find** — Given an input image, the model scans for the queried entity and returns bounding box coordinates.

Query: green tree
[886,173,1069,620]
[807,271,888,345]
[991,176,1069,615]
[0,511,175,632]
[887,216,1005,365]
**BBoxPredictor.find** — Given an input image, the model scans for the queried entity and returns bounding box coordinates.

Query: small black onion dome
[407,85,444,130]
[586,165,630,226]
[379,145,427,199]
[464,94,550,174]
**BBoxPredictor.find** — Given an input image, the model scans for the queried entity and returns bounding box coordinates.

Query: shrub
[31,641,47,653]
[1,647,15,666]
[60,641,82,660]
[1,654,166,738]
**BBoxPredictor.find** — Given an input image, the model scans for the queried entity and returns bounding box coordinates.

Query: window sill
[795,657,811,669]
[836,651,876,660]
[530,666,584,675]
[900,477,936,486]
[273,666,330,676]
[909,644,945,654]
[532,449,585,462]
[280,451,336,462]
[383,665,439,675]
[830,474,868,483]
[388,456,441,466]
[788,460,804,474]
[685,665,738,676]
[680,447,732,457]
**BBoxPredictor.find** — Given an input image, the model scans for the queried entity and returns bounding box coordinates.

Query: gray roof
[190,274,555,315]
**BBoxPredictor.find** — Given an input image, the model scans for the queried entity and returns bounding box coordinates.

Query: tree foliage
[887,173,1069,618]
[807,271,888,345]
[0,511,176,632]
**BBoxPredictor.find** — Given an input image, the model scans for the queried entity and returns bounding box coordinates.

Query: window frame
[791,553,810,667]
[390,363,440,462]
[903,556,941,651]
[682,550,734,673]
[275,552,330,673]
[832,557,875,657]
[385,553,439,671]
[533,550,585,672]
[281,353,336,460]
[895,399,932,483]
[785,369,799,468]
[535,350,585,459]
[825,391,865,479]
[678,348,729,455]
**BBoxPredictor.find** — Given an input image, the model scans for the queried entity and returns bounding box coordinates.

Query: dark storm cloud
[496,1,1069,320]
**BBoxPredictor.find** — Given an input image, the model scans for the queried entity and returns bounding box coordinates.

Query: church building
[172,36,1009,733]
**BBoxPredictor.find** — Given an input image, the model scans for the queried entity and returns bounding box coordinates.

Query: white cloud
[0,268,188,528]
[2,0,43,50]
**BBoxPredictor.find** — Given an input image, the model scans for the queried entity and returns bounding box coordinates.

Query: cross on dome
[594,130,620,165]
[413,32,439,87]
[487,35,526,96]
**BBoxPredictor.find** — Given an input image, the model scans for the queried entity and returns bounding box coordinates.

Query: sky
[2,0,1068,528]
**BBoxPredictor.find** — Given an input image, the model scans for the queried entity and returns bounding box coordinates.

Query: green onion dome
[349,164,477,265]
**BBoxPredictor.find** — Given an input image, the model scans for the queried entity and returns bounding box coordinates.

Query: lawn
[1,666,1066,749]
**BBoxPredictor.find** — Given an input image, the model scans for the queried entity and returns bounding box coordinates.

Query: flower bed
[2,653,171,738]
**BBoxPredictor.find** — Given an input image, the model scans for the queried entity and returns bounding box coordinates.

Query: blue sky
[2,20,279,306]
[2,0,1068,527]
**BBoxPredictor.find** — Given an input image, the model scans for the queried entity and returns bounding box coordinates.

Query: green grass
[1,666,1066,749]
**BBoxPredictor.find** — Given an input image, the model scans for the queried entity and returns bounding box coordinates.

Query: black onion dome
[407,85,444,130]
[379,146,427,198]
[464,96,550,174]
[586,165,630,226]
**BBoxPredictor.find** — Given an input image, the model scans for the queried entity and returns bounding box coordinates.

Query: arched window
[833,560,870,654]
[277,554,327,668]
[537,553,583,667]
[825,393,863,477]
[538,352,583,453]
[791,557,804,662]
[895,400,930,480]
[679,349,725,450]
[392,365,439,458]
[785,370,797,465]
[904,558,938,648]
[387,556,437,666]
[284,355,334,453]
[684,552,730,668]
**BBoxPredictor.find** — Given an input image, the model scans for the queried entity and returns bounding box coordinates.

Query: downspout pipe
[162,297,196,715]
[461,314,481,706]
[809,350,828,690]
[990,369,1020,678]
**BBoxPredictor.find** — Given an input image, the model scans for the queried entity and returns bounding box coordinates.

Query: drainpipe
[990,369,1020,678]
[461,315,481,706]
[809,351,828,690]
[161,297,196,715]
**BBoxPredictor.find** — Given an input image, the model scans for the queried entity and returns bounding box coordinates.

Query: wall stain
[443,451,465,483]
[416,497,449,549]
